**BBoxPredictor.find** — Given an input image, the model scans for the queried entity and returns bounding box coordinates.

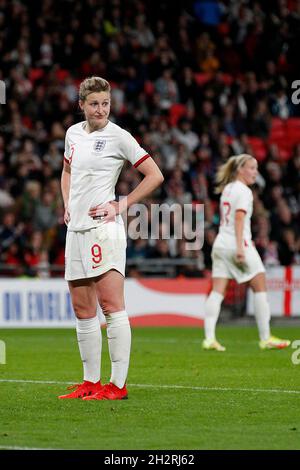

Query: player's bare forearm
[61,162,71,224]
[235,210,245,250]
[61,162,71,209]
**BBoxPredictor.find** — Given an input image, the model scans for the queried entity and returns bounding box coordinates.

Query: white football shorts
[211,243,265,284]
[65,219,127,281]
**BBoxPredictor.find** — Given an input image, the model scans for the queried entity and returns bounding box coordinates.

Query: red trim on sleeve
[64,156,70,164]
[134,154,150,168]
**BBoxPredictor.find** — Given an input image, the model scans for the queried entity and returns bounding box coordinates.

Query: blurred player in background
[59,76,164,400]
[202,154,290,351]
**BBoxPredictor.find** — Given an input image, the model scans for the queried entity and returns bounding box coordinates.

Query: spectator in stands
[1,242,24,275]
[155,69,179,110]
[248,100,271,138]
[35,188,54,221]
[172,118,200,152]
[278,228,300,265]
[193,0,222,28]
[1,0,300,277]
[0,212,25,257]
[23,231,45,276]
[286,144,300,193]
[16,180,42,223]
[270,86,294,119]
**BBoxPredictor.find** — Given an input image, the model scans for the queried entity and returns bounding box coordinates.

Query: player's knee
[100,296,124,315]
[72,301,95,318]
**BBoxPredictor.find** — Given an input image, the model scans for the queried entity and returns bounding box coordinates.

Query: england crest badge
[93,140,106,152]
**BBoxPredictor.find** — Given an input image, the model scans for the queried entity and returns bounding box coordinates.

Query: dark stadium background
[0,0,300,313]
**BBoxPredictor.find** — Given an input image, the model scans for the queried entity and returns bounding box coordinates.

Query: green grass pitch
[0,326,300,450]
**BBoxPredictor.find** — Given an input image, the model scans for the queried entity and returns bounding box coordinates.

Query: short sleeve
[121,130,151,167]
[235,186,251,213]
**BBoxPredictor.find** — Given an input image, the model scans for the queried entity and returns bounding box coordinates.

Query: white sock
[204,291,224,341]
[106,310,131,389]
[76,316,101,383]
[253,292,271,341]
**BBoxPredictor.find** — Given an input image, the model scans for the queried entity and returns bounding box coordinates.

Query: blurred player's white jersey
[214,180,253,250]
[64,120,149,231]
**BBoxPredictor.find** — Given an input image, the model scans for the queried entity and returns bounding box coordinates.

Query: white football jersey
[214,180,253,249]
[64,120,149,231]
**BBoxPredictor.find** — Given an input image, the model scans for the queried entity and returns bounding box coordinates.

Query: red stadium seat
[286,119,300,147]
[219,73,234,86]
[270,117,285,131]
[286,117,300,129]
[253,147,267,161]
[286,128,300,142]
[226,135,234,145]
[269,128,286,139]
[194,72,212,86]
[144,80,155,96]
[28,68,45,83]
[168,103,188,126]
[22,116,33,129]
[55,69,69,81]
[267,137,293,160]
[278,148,291,160]
[247,136,265,146]
[268,137,292,149]
[267,118,299,159]
[247,137,267,161]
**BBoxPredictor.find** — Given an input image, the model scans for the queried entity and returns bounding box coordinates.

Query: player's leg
[60,230,103,398]
[203,277,228,352]
[249,272,290,349]
[70,279,103,382]
[248,272,269,341]
[85,269,130,400]
[59,279,102,399]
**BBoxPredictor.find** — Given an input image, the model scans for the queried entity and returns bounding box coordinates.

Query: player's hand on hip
[64,208,70,225]
[235,248,246,265]
[89,201,118,222]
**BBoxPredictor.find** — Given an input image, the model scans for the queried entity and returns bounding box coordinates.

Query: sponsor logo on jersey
[93,140,106,152]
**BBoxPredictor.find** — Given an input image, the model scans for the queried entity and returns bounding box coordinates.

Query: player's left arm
[235,209,246,264]
[88,158,164,221]
[118,157,164,214]
[61,160,71,225]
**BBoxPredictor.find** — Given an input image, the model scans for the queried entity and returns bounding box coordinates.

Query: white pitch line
[0,445,57,450]
[130,383,300,394]
[0,379,74,385]
[0,378,299,395]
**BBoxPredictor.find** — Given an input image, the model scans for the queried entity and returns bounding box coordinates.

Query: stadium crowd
[0,0,300,278]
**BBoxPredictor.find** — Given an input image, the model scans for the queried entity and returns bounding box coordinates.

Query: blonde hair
[215,153,254,194]
[79,76,111,101]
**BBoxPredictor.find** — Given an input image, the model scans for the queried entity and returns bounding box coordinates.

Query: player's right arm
[61,160,71,225]
[235,209,246,264]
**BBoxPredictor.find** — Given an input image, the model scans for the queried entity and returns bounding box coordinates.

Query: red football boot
[82,382,128,400]
[58,380,102,399]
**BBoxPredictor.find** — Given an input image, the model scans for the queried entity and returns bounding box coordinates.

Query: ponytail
[215,154,253,194]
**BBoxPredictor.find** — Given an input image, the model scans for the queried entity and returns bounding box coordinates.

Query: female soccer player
[202,153,290,351]
[59,76,164,400]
